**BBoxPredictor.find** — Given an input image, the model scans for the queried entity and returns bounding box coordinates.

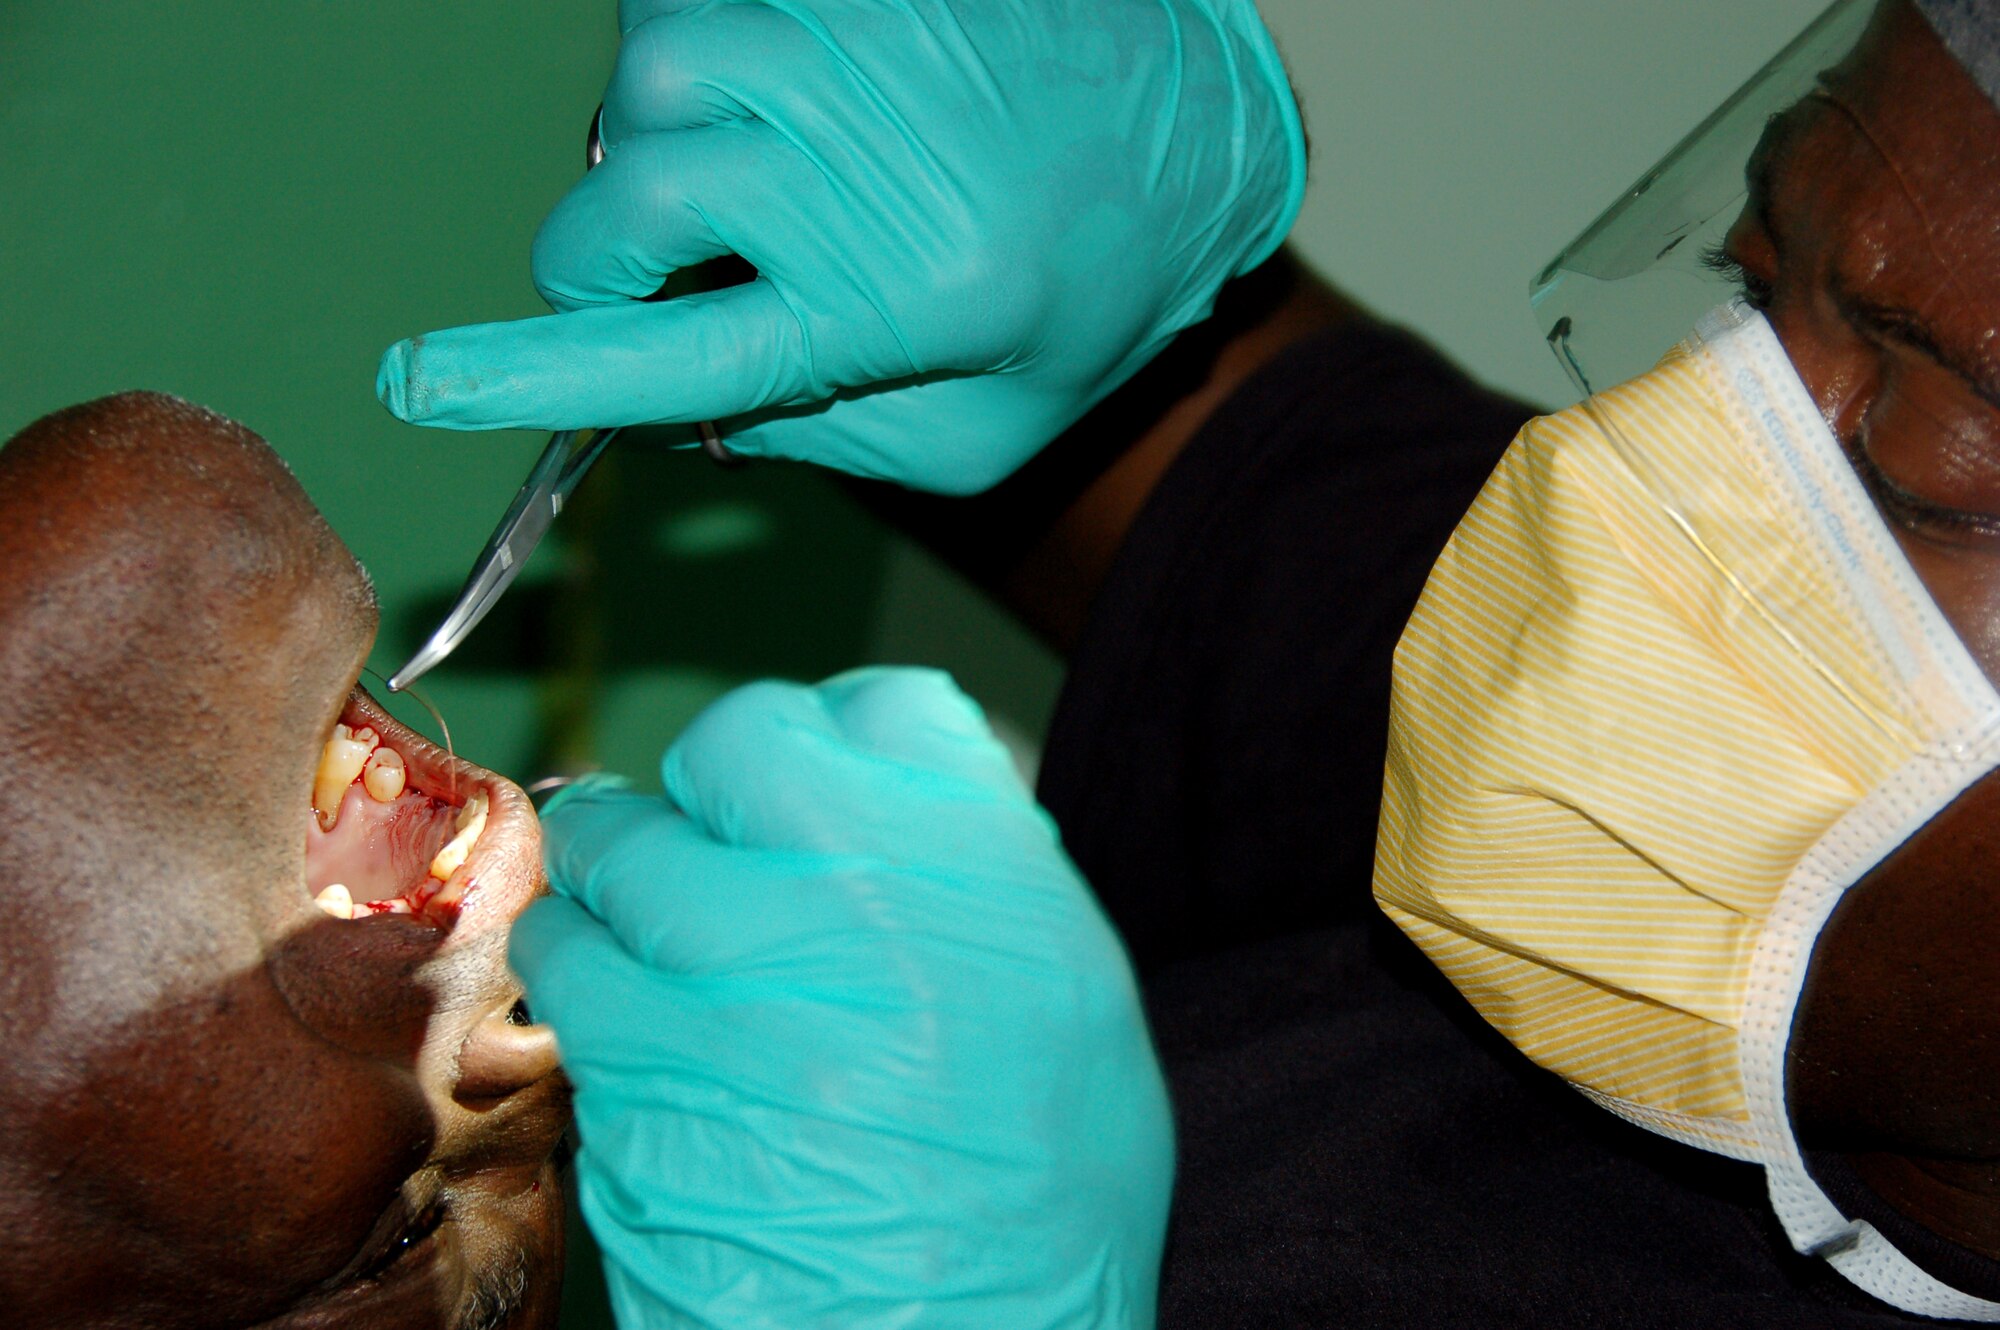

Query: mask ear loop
[361,666,459,803]
[1547,315,1912,749]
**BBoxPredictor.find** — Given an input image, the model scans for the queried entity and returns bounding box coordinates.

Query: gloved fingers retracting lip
[617,0,707,37]
[507,896,691,1069]
[749,667,1010,786]
[510,667,1176,1325]
[659,672,1038,855]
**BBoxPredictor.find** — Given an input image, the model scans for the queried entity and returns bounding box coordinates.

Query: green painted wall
[1263,0,1830,407]
[1,2,1059,794]
[0,3,1838,1324]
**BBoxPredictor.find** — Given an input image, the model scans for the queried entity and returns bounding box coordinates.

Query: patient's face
[0,394,569,1327]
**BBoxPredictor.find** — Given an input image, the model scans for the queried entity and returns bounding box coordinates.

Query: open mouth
[304,688,516,927]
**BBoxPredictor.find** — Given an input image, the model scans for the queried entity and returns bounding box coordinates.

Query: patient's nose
[455,996,561,1102]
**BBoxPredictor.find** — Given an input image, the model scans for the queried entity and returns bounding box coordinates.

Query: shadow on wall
[399,424,894,782]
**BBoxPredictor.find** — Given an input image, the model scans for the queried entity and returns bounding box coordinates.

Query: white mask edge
[1700,305,2000,1319]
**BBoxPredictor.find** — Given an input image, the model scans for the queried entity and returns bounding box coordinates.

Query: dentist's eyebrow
[1746,93,2000,410]
[1743,100,1814,252]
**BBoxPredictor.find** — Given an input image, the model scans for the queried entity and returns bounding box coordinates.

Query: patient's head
[0,393,569,1327]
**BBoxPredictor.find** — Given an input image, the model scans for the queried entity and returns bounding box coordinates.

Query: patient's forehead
[3,391,356,758]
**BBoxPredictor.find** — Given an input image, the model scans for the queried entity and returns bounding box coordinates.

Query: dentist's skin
[836,0,2000,1268]
[1760,1,2000,1252]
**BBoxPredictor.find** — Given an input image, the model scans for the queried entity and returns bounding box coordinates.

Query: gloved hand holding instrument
[511,669,1175,1329]
[378,0,1306,494]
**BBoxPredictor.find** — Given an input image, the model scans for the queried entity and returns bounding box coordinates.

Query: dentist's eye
[1701,244,1775,311]
[1846,429,2000,545]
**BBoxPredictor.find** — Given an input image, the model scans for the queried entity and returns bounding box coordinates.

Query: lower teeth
[363,747,406,802]
[427,791,489,884]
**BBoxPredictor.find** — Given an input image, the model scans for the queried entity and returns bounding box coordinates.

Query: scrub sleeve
[1036,320,1955,1327]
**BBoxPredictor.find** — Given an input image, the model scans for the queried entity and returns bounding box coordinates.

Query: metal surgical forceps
[388,108,727,693]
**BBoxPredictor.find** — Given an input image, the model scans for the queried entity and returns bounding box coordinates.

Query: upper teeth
[363,746,406,802]
[312,724,378,830]
[311,882,423,921]
[314,883,353,918]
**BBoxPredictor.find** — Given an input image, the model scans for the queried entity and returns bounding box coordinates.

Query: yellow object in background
[1376,301,2000,1319]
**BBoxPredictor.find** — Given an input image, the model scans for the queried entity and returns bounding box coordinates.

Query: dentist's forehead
[1914,0,2000,112]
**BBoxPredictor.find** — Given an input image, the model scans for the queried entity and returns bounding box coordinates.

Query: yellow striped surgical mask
[1375,300,2000,1319]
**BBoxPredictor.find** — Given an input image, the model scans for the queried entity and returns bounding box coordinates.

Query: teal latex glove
[511,668,1175,1328]
[377,0,1305,494]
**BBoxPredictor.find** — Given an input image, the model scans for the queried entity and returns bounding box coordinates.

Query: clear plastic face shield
[1524,0,1997,761]
[1531,0,1875,396]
